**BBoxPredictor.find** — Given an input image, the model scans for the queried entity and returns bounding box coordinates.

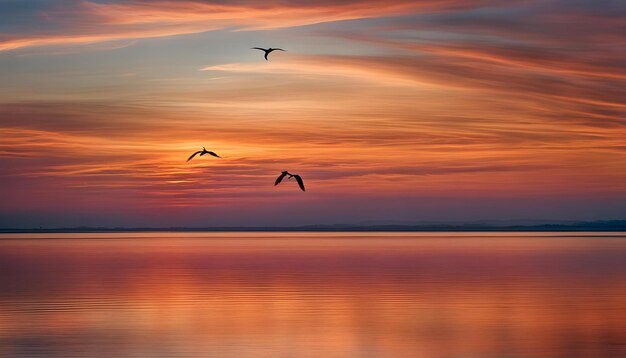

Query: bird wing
[187,151,202,162]
[275,172,288,186]
[251,47,266,51]
[273,48,286,51]
[293,175,306,192]
[207,151,221,158]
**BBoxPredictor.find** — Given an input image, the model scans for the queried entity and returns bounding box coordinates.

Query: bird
[187,147,221,162]
[251,47,286,61]
[275,171,305,192]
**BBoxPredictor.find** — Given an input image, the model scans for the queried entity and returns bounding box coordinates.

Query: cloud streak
[0,0,507,52]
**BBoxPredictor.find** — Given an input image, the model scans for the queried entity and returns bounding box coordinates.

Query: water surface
[1,232,625,357]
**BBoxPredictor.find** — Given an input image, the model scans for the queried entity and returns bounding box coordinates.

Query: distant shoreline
[2,220,626,233]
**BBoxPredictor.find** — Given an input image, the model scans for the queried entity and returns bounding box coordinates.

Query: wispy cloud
[0,0,505,52]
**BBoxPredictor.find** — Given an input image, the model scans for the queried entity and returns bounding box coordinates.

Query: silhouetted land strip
[2,220,626,233]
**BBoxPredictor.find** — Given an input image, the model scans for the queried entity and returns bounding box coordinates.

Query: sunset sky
[1,0,625,228]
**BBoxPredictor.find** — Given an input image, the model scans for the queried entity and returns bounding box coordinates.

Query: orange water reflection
[1,232,625,357]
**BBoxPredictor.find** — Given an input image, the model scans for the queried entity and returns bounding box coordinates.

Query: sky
[0,0,625,228]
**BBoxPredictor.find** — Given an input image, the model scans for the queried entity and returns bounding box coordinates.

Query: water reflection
[1,233,625,357]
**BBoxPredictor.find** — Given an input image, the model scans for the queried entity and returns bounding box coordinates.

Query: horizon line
[2,220,626,233]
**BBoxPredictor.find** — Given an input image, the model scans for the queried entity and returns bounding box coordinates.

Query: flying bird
[275,171,305,192]
[187,147,221,162]
[251,47,286,61]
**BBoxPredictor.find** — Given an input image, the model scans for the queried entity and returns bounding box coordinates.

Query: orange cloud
[0,0,478,52]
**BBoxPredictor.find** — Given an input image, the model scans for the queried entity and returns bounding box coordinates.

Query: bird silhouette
[251,47,286,61]
[275,171,305,191]
[187,147,221,162]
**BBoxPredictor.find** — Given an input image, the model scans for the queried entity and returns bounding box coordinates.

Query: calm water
[0,232,625,358]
